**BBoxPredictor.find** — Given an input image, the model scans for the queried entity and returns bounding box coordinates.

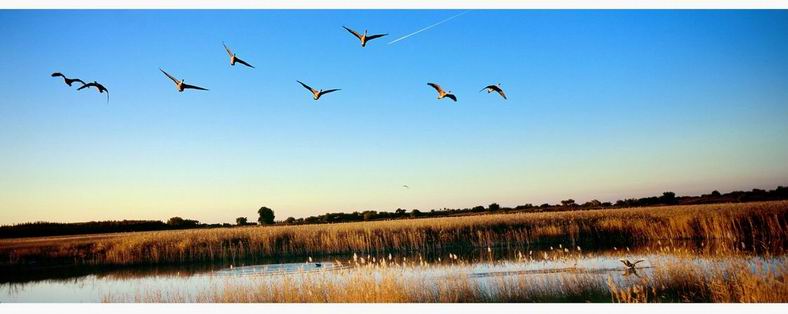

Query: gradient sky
[0,10,787,225]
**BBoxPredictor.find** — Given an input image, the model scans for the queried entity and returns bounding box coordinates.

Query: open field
[2,201,786,268]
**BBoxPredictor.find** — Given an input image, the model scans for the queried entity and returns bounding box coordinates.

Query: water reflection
[0,241,781,302]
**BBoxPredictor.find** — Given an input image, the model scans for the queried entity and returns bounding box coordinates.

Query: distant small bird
[402,185,410,189]
[427,82,456,102]
[620,259,645,269]
[297,80,340,100]
[160,68,209,92]
[223,42,255,68]
[342,26,388,47]
[315,263,322,268]
[51,72,85,87]
[481,83,507,100]
[77,81,109,103]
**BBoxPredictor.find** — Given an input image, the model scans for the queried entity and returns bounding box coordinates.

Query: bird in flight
[160,68,209,92]
[342,26,388,47]
[402,185,410,189]
[619,259,645,269]
[51,72,85,87]
[481,83,507,100]
[223,42,255,68]
[427,83,457,102]
[77,81,109,103]
[297,80,340,100]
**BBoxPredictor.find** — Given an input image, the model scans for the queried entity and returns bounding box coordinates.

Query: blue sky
[0,10,787,225]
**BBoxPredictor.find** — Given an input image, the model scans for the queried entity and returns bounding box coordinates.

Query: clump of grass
[3,201,786,267]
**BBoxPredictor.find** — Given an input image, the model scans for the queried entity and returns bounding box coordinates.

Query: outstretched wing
[72,78,86,86]
[182,83,208,91]
[496,89,507,100]
[222,42,233,57]
[342,26,362,40]
[365,33,388,41]
[445,94,457,102]
[319,88,341,96]
[632,260,645,265]
[76,82,93,91]
[51,72,65,78]
[297,80,317,93]
[159,68,179,84]
[480,85,493,92]
[427,82,444,94]
[235,57,255,68]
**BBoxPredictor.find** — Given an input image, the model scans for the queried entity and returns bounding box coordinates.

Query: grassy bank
[1,201,786,267]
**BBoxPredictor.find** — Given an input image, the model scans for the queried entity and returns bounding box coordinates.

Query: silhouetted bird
[427,83,456,102]
[343,26,388,47]
[315,263,322,268]
[297,80,340,100]
[620,259,645,269]
[51,72,85,87]
[402,185,410,189]
[481,83,507,100]
[160,68,208,92]
[223,42,255,68]
[77,81,109,103]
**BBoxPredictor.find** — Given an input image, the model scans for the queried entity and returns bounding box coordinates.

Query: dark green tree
[258,206,275,225]
[236,217,248,226]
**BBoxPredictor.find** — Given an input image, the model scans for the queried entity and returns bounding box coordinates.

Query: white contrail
[388,10,470,45]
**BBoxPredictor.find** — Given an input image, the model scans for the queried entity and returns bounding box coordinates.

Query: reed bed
[100,250,787,303]
[3,201,786,267]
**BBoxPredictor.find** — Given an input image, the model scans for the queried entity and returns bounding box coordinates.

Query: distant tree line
[278,186,788,225]
[2,186,786,238]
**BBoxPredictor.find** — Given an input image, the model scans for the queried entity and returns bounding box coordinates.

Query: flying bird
[223,42,255,68]
[343,26,388,47]
[297,80,340,100]
[619,259,645,269]
[77,81,109,103]
[402,185,410,189]
[51,72,85,87]
[160,68,209,92]
[427,82,457,102]
[481,83,507,100]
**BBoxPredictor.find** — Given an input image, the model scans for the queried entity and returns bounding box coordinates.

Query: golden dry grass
[2,201,786,267]
[100,251,787,303]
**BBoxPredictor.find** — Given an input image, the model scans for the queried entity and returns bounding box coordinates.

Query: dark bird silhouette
[160,68,209,92]
[402,185,410,189]
[481,83,507,100]
[297,80,340,100]
[77,81,109,103]
[315,263,322,268]
[343,26,388,47]
[51,72,85,87]
[620,259,645,269]
[223,42,255,68]
[427,82,457,102]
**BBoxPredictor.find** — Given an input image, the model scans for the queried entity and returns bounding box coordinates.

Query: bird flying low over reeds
[51,72,85,87]
[77,81,109,103]
[297,80,340,100]
[427,82,456,102]
[160,68,209,92]
[223,42,255,68]
[342,26,388,47]
[620,259,645,269]
[481,83,507,100]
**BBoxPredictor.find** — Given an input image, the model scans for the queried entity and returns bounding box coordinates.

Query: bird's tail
[106,91,110,104]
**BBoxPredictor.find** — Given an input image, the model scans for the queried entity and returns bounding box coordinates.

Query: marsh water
[0,243,781,302]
